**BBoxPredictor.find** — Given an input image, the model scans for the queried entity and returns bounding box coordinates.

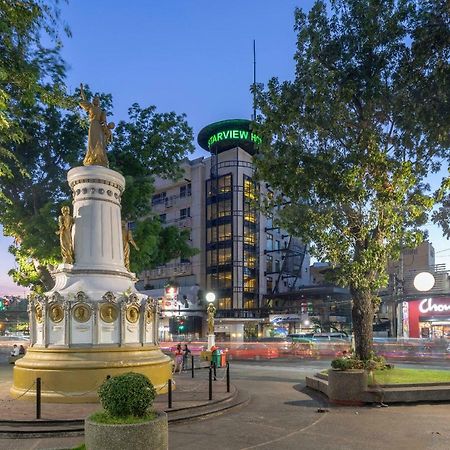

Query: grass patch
[89,410,157,424]
[370,368,450,385]
[72,445,86,450]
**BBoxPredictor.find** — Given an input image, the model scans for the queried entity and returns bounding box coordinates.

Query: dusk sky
[1,0,449,295]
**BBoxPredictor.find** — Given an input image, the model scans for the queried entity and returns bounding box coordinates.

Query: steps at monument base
[0,419,84,438]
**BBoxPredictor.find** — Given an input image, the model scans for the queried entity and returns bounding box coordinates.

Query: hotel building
[139,119,310,341]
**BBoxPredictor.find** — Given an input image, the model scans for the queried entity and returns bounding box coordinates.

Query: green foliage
[110,103,194,220]
[98,372,156,419]
[331,353,388,371]
[89,410,156,424]
[130,218,198,274]
[254,0,449,360]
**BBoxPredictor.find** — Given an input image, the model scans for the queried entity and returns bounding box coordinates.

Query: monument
[11,86,172,402]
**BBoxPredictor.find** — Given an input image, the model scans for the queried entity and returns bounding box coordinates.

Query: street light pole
[206,292,216,350]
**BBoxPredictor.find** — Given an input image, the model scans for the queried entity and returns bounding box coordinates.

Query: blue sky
[1,0,449,295]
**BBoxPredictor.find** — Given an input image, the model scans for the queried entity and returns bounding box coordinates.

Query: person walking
[173,344,183,374]
[182,344,191,371]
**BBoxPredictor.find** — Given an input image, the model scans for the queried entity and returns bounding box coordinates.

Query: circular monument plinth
[11,346,171,403]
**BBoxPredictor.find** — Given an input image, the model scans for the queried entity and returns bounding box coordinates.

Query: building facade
[139,119,310,341]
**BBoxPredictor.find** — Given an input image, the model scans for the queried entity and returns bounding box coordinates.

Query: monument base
[11,346,172,403]
[207,334,215,350]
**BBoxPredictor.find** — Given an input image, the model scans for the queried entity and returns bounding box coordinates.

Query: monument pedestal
[12,165,171,402]
[207,334,216,350]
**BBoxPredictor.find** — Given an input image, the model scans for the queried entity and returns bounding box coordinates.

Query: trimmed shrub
[98,372,156,418]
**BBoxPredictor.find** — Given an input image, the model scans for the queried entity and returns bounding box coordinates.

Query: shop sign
[269,314,302,323]
[418,298,450,314]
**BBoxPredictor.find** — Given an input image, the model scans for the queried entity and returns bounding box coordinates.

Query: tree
[254,0,448,360]
[0,0,68,191]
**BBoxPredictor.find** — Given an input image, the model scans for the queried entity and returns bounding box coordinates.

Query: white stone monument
[11,89,171,402]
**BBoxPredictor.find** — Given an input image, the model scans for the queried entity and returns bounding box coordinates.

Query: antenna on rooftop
[252,39,257,121]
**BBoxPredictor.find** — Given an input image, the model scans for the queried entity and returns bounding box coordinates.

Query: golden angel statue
[56,206,74,264]
[207,302,216,335]
[122,221,139,271]
[79,83,115,167]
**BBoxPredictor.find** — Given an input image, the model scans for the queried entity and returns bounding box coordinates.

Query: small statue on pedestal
[122,221,139,271]
[79,83,115,167]
[57,206,74,264]
[207,302,216,335]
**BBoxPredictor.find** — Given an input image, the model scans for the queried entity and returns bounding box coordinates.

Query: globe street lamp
[206,292,216,349]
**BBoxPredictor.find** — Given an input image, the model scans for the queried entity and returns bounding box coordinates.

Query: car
[227,343,279,360]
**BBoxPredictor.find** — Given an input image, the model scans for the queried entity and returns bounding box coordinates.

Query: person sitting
[19,345,26,355]
[10,344,19,357]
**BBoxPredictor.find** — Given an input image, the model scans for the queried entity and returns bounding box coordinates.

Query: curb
[0,384,246,438]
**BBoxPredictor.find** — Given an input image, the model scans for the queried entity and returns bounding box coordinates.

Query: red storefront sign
[408,298,450,338]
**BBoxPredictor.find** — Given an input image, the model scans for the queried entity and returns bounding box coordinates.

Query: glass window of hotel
[218,174,232,194]
[218,223,232,241]
[180,207,190,219]
[207,227,217,243]
[152,191,166,206]
[159,214,166,223]
[218,247,232,265]
[266,255,273,273]
[275,240,281,251]
[274,259,281,272]
[245,251,257,268]
[266,276,273,292]
[244,277,257,292]
[244,228,256,245]
[243,176,257,200]
[207,250,217,266]
[266,233,273,251]
[180,183,191,198]
[218,297,232,309]
[218,199,232,217]
[266,214,273,229]
[209,271,232,289]
[244,298,257,309]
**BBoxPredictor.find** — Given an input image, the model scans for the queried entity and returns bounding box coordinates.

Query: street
[169,359,450,450]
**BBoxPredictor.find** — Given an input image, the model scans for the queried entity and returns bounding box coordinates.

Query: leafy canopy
[254,0,448,359]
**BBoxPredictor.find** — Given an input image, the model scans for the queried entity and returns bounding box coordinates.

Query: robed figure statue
[57,206,74,264]
[79,83,114,167]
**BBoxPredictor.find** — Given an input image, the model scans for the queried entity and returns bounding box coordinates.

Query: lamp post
[206,292,216,350]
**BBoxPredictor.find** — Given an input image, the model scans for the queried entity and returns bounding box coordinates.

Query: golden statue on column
[57,206,74,264]
[122,221,139,271]
[79,83,115,167]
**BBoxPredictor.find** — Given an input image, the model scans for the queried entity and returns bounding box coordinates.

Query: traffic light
[178,318,185,332]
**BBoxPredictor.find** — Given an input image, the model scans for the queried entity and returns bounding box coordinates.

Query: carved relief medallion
[145,309,154,324]
[73,304,91,323]
[35,304,43,324]
[100,303,118,323]
[126,305,140,324]
[49,304,64,323]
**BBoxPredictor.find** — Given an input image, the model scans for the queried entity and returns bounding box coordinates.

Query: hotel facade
[139,119,310,341]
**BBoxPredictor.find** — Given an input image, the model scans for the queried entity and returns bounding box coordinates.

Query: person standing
[182,344,191,371]
[173,344,183,374]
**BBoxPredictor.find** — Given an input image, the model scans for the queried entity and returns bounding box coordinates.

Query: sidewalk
[0,363,239,422]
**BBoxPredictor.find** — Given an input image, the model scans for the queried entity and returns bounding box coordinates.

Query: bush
[98,372,156,418]
[331,356,364,370]
[331,353,391,371]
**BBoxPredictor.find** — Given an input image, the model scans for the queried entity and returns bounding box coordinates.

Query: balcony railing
[144,262,193,280]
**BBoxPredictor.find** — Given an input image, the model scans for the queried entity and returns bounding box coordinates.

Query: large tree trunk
[351,287,374,360]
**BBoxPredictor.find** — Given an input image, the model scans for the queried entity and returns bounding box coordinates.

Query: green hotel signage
[207,129,262,149]
[198,119,261,155]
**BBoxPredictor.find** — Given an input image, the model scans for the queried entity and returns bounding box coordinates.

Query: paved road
[169,360,450,450]
[1,359,450,449]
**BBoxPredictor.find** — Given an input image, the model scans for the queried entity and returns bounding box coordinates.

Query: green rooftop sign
[207,129,261,149]
[198,119,261,155]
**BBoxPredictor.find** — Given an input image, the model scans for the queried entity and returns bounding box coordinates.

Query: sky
[1,0,449,295]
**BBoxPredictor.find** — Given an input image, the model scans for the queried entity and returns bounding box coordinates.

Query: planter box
[85,411,168,450]
[328,369,368,405]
